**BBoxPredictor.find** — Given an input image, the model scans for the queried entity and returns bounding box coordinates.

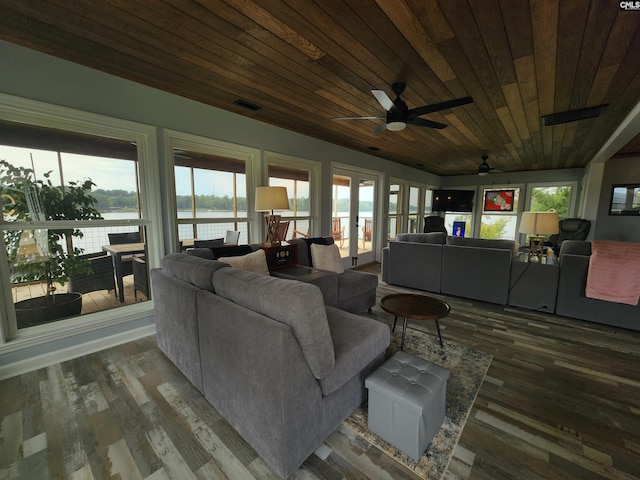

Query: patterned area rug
[342,328,492,480]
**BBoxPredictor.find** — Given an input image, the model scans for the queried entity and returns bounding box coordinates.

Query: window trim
[0,93,162,348]
[164,129,260,247]
[264,151,321,238]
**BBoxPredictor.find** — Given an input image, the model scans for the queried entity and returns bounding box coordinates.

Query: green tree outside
[530,186,571,218]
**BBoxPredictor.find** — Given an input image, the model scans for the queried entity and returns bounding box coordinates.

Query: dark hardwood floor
[1,263,639,479]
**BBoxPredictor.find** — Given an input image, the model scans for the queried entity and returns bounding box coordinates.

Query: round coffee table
[380,293,450,350]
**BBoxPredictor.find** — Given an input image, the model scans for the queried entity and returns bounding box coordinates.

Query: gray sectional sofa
[383,234,640,332]
[383,233,516,305]
[151,253,390,477]
[186,237,378,314]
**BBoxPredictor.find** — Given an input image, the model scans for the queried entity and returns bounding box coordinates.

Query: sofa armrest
[272,265,338,306]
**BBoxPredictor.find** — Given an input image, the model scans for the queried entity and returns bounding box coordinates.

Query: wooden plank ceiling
[1,0,640,176]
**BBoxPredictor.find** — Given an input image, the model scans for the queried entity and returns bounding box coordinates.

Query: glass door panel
[358,178,375,256]
[332,169,378,267]
[332,174,350,259]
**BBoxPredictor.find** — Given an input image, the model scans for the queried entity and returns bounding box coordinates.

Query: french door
[332,168,378,267]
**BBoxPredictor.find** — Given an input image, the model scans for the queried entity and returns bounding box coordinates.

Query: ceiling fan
[477,154,503,175]
[333,83,473,134]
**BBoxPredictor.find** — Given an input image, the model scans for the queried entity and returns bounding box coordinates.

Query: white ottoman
[365,351,449,460]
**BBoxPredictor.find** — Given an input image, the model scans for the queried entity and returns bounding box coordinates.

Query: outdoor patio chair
[68,252,116,298]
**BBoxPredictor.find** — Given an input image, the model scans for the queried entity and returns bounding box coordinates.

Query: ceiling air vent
[541,104,608,126]
[233,99,262,111]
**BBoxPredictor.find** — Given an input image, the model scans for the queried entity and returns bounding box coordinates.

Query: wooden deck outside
[12,276,147,318]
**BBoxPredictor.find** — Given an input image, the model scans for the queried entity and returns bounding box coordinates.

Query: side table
[259,242,297,271]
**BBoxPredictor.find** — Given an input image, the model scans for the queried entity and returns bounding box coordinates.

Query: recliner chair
[424,215,447,235]
[546,218,591,252]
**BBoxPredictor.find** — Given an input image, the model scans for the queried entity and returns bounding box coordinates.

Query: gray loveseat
[151,253,390,477]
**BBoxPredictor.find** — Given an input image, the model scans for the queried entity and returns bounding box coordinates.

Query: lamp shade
[255,186,289,212]
[519,211,559,235]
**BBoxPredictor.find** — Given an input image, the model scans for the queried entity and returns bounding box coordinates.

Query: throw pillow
[218,249,270,276]
[310,243,344,274]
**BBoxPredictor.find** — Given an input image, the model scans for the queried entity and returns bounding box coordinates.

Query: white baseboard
[0,324,156,381]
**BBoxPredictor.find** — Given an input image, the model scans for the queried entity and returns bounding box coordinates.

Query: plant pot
[15,292,83,329]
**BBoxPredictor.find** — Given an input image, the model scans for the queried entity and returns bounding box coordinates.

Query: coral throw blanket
[585,240,640,305]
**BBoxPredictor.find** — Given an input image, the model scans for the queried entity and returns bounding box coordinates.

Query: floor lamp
[255,186,290,245]
[519,211,559,262]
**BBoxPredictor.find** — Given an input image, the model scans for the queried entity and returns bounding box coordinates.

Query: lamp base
[265,214,281,246]
[527,235,545,262]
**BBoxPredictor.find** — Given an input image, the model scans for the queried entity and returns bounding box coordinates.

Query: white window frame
[474,183,525,240]
[264,151,321,239]
[0,93,162,348]
[164,130,260,247]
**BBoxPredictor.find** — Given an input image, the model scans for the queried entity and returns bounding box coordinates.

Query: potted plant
[0,159,103,327]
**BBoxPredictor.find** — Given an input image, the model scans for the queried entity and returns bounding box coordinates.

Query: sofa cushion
[289,237,334,266]
[160,253,229,292]
[212,268,336,379]
[218,249,270,276]
[310,243,344,274]
[396,232,446,244]
[319,306,390,396]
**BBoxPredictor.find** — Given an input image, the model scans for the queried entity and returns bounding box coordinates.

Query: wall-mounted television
[431,189,474,212]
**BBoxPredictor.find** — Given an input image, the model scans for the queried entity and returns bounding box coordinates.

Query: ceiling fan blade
[409,117,448,129]
[371,90,394,111]
[373,122,387,135]
[332,115,385,120]
[408,96,473,118]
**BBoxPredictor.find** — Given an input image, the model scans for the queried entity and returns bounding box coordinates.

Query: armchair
[361,218,372,248]
[424,216,447,234]
[68,252,116,298]
[546,218,591,251]
[331,217,345,247]
[132,254,150,300]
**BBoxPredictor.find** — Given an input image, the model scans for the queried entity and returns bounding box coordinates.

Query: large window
[268,164,311,240]
[0,97,159,341]
[529,185,573,219]
[167,132,258,248]
[479,187,521,240]
[388,180,433,238]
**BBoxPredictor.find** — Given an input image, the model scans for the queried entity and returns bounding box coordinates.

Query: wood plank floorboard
[1,262,639,479]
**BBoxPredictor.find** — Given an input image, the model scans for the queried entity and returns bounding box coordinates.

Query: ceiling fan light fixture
[386,121,406,131]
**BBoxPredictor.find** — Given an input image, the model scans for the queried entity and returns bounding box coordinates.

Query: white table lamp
[255,186,290,245]
[519,211,559,262]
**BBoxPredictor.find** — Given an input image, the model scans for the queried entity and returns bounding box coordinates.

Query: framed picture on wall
[483,189,515,212]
